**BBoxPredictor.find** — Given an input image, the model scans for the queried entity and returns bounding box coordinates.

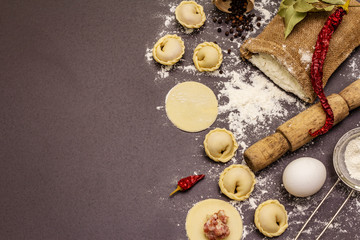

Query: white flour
[298,48,312,71]
[217,66,305,151]
[349,55,360,78]
[345,136,360,180]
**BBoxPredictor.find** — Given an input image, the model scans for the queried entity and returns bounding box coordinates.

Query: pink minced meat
[203,210,230,240]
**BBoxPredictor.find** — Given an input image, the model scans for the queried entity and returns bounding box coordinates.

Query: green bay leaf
[278,7,288,17]
[282,0,297,6]
[284,5,307,38]
[278,0,338,39]
[323,5,336,10]
[278,0,293,17]
[312,1,336,10]
[322,0,345,5]
[294,0,316,12]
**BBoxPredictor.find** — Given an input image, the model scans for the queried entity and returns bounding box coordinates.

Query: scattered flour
[348,56,360,79]
[145,47,152,62]
[165,15,175,28]
[254,0,276,23]
[356,198,360,209]
[299,48,312,71]
[217,65,305,151]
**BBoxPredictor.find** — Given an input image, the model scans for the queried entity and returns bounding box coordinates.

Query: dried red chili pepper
[170,174,205,196]
[309,2,349,137]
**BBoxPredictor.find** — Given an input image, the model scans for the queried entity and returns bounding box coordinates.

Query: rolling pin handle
[243,79,360,172]
[244,132,290,172]
[339,79,360,111]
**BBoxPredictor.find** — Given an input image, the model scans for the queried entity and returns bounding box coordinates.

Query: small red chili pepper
[309,1,349,137]
[170,174,205,196]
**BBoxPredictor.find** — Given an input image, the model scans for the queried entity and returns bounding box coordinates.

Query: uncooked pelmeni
[175,1,206,29]
[204,128,238,163]
[219,164,256,201]
[152,35,185,65]
[193,42,223,72]
[165,81,218,132]
[254,200,288,238]
[186,199,243,240]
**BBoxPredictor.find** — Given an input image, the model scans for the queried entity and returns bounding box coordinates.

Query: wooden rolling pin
[244,79,360,172]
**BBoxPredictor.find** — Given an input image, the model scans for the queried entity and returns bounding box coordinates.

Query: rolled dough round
[165,81,218,132]
[185,199,243,240]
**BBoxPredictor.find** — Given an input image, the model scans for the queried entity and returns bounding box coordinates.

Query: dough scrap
[254,200,288,238]
[165,81,218,132]
[152,35,185,65]
[186,199,243,240]
[219,164,256,201]
[204,128,238,163]
[175,1,206,29]
[193,42,223,72]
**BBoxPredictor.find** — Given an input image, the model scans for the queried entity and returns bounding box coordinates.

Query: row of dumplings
[152,1,223,72]
[153,35,223,72]
[203,128,289,237]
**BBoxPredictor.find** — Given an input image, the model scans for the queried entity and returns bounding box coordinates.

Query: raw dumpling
[254,200,288,237]
[175,1,206,29]
[193,42,223,72]
[204,128,238,163]
[219,164,256,201]
[152,35,185,65]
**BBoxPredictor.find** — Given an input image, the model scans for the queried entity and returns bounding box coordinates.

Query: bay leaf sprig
[278,0,345,38]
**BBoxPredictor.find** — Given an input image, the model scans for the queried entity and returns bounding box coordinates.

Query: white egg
[282,157,326,197]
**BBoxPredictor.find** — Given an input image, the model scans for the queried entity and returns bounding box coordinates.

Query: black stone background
[0,0,359,239]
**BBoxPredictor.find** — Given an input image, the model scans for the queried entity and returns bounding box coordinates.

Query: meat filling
[203,210,230,240]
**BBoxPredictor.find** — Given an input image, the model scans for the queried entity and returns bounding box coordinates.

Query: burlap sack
[240,0,360,103]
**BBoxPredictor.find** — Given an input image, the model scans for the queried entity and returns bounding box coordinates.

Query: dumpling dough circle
[254,200,288,238]
[186,199,243,240]
[152,35,185,66]
[165,81,218,132]
[193,42,223,72]
[219,164,256,201]
[204,128,238,163]
[175,1,206,29]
